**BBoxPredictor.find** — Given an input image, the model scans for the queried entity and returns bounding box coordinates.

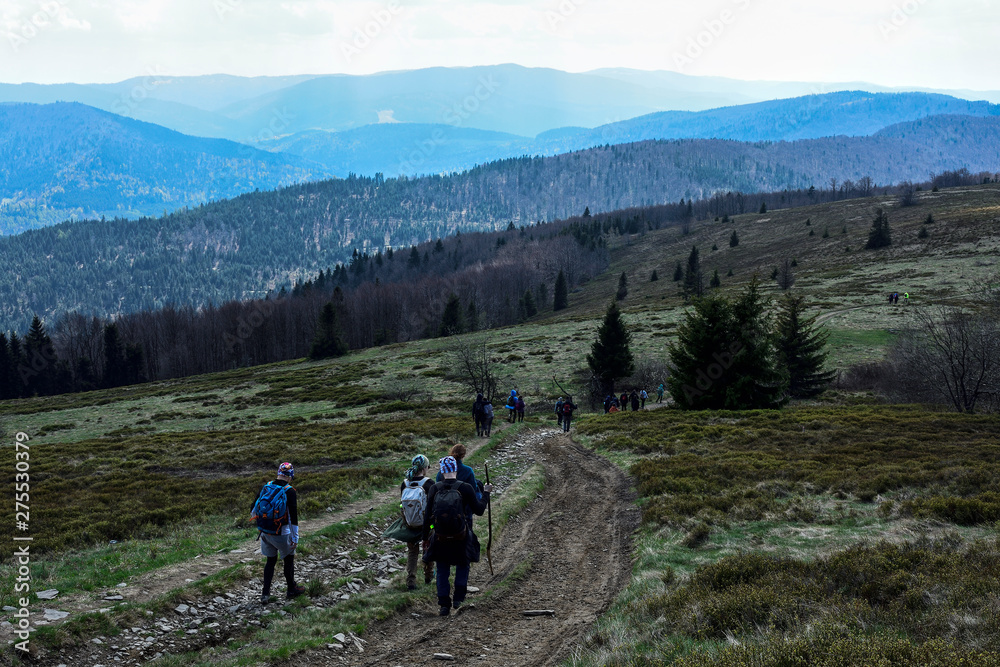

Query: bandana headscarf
[439,456,458,474]
[278,462,295,478]
[406,454,430,481]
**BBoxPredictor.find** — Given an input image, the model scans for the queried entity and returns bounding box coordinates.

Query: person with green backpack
[423,456,492,616]
[250,462,306,604]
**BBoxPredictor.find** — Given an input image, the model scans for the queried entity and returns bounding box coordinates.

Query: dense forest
[0,209,629,397]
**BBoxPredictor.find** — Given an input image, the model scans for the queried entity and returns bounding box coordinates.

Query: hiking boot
[260,593,270,604]
[286,584,306,599]
[453,600,462,609]
[407,582,417,591]
[439,606,450,616]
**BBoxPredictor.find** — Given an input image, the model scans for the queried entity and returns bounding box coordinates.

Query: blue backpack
[251,482,292,535]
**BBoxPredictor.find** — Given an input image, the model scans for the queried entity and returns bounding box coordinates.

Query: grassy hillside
[2,184,999,662]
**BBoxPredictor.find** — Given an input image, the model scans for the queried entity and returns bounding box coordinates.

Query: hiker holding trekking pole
[423,456,493,615]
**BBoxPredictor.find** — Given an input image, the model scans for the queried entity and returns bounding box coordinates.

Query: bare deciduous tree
[887,307,1000,413]
[449,334,508,404]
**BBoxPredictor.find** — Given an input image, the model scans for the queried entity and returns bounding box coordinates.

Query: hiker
[251,462,306,604]
[423,456,492,615]
[505,393,517,423]
[482,399,494,436]
[398,455,435,590]
[640,388,648,409]
[562,396,576,432]
[555,396,565,426]
[630,390,640,412]
[657,383,664,403]
[436,444,483,528]
[608,402,619,413]
[620,392,628,412]
[515,395,525,422]
[472,393,485,436]
[602,395,611,414]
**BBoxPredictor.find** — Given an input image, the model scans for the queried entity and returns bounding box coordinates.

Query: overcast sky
[1,0,997,90]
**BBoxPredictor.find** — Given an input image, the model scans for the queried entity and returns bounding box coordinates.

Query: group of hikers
[250,382,672,613]
[251,445,494,616]
[887,291,909,304]
[601,383,664,413]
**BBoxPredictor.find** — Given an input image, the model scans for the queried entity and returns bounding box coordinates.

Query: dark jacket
[422,479,489,565]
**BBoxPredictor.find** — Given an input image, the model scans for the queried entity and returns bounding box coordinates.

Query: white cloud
[0,0,997,91]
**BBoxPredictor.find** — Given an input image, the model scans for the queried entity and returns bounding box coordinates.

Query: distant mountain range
[3,112,1000,331]
[0,102,332,234]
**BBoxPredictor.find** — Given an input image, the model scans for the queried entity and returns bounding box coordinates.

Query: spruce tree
[775,294,835,398]
[523,289,537,317]
[729,230,739,247]
[683,245,703,299]
[586,301,635,397]
[759,201,767,214]
[650,270,659,282]
[439,293,466,337]
[102,323,127,388]
[24,315,55,396]
[710,269,721,288]
[673,261,683,282]
[865,208,892,249]
[553,269,569,311]
[408,246,421,267]
[668,277,787,409]
[0,332,14,399]
[309,302,348,359]
[616,272,628,301]
[467,298,479,332]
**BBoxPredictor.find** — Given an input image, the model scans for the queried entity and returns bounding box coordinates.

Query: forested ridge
[3,117,1000,332]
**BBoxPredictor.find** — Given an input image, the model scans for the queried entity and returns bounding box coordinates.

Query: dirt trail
[313,431,639,667]
[9,426,501,624]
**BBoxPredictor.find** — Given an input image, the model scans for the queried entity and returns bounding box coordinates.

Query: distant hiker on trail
[436,444,483,528]
[657,383,664,403]
[630,390,640,412]
[620,392,629,412]
[515,395,525,422]
[505,391,517,423]
[472,393,486,437]
[888,292,895,305]
[250,462,306,604]
[640,388,648,409]
[608,402,619,413]
[423,456,492,615]
[481,399,494,436]
[388,455,435,590]
[555,397,565,426]
[602,395,611,414]
[561,396,576,432]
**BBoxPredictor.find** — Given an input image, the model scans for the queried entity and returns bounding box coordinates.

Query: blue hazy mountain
[0,102,331,235]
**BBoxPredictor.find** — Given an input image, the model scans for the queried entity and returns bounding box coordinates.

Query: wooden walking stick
[484,461,494,576]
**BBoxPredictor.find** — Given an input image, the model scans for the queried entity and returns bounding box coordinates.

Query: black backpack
[432,482,468,541]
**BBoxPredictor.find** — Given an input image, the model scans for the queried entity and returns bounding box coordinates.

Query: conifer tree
[438,293,466,337]
[522,289,537,317]
[673,261,683,282]
[309,302,348,359]
[729,230,739,247]
[102,323,127,388]
[466,298,479,332]
[586,301,635,397]
[683,245,703,299]
[710,269,721,288]
[775,294,836,398]
[865,208,892,249]
[553,269,569,311]
[616,272,628,301]
[24,315,55,396]
[650,270,659,282]
[759,201,767,214]
[0,332,14,399]
[668,277,787,409]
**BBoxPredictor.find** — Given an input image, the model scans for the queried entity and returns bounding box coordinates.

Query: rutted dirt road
[318,431,639,666]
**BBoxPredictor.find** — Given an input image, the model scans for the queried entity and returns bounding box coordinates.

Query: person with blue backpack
[423,456,492,616]
[250,462,306,604]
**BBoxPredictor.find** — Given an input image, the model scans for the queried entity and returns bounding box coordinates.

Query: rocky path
[11,426,638,666]
[310,430,639,667]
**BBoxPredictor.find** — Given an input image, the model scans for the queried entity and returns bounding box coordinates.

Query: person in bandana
[253,462,305,604]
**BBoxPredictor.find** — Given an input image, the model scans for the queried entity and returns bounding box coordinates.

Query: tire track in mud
[321,430,639,667]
